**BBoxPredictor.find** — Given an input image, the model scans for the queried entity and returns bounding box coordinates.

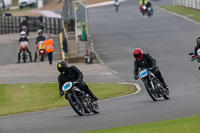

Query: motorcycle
[189,50,200,70]
[140,5,147,16]
[62,81,100,116]
[37,41,46,62]
[135,68,170,101]
[21,25,29,36]
[19,41,29,63]
[146,7,153,17]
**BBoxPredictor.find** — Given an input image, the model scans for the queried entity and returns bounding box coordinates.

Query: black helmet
[196,37,200,45]
[57,60,68,73]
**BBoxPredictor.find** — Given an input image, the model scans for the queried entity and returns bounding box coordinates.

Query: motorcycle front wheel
[41,54,44,61]
[144,79,158,101]
[66,93,85,116]
[23,53,26,63]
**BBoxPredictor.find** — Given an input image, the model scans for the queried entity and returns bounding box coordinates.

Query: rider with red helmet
[133,48,168,89]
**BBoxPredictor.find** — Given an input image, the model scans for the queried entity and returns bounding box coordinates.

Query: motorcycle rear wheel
[66,93,85,116]
[144,79,158,101]
[23,53,26,63]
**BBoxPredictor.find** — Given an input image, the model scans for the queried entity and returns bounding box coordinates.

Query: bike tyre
[66,93,85,116]
[41,54,44,62]
[23,53,26,63]
[144,79,158,101]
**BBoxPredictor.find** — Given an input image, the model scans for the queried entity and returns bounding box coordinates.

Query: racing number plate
[197,49,200,56]
[140,69,148,78]
[62,82,72,92]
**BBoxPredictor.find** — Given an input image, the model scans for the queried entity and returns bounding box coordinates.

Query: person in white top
[114,0,120,12]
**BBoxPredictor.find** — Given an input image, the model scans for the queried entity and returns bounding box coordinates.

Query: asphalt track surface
[1,0,200,133]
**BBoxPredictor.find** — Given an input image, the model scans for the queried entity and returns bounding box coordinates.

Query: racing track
[1,0,200,133]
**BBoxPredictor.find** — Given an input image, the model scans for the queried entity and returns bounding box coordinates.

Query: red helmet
[133,48,143,60]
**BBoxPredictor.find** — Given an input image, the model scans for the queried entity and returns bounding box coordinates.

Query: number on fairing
[140,69,148,78]
[197,49,200,56]
[62,82,72,91]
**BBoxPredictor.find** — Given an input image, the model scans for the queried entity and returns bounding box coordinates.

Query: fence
[0,15,61,35]
[173,0,200,9]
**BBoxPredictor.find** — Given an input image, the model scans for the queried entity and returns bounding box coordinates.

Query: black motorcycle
[135,68,170,101]
[146,7,153,17]
[189,51,200,70]
[62,81,100,116]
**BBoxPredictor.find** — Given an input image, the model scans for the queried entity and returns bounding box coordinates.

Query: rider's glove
[134,75,139,80]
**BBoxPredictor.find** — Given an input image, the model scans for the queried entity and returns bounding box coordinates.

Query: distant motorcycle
[140,5,147,16]
[21,25,29,36]
[62,81,100,116]
[135,68,170,101]
[189,50,200,70]
[146,7,153,17]
[19,41,29,63]
[36,41,46,62]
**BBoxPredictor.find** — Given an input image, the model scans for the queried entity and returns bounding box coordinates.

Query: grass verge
[162,5,200,23]
[0,83,135,116]
[79,115,200,133]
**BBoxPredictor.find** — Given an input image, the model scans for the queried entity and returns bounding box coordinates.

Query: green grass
[79,115,200,133]
[12,0,18,6]
[0,83,135,116]
[162,5,200,22]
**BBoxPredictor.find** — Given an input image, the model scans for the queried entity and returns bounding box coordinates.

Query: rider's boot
[59,91,64,97]
[87,90,98,101]
[163,83,169,93]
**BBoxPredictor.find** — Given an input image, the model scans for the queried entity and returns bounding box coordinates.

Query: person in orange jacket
[44,34,54,65]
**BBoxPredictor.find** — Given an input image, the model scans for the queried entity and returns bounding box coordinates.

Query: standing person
[34,29,46,62]
[133,48,168,90]
[114,0,120,12]
[20,17,29,36]
[44,34,54,65]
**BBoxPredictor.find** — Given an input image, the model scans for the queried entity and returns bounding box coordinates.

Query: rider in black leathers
[133,48,168,89]
[146,0,153,14]
[57,60,98,101]
[194,37,200,58]
[18,31,32,63]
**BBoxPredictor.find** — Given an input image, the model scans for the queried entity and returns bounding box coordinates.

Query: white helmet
[20,31,26,38]
[37,29,43,34]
